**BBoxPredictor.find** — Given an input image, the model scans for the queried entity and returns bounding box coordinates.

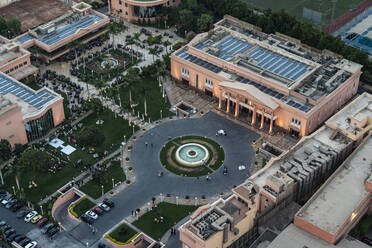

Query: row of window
[181,67,189,76]
[205,78,213,87]
[5,61,28,74]
[291,117,301,126]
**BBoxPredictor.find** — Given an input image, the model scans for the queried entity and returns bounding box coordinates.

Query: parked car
[11,202,23,212]
[93,207,103,215]
[24,211,38,222]
[0,220,6,227]
[0,224,10,232]
[31,215,42,224]
[19,238,31,246]
[103,198,114,208]
[4,228,15,237]
[5,199,17,209]
[216,129,227,136]
[14,234,26,243]
[81,214,94,224]
[362,237,372,246]
[16,209,29,219]
[25,241,38,248]
[85,210,98,220]
[98,203,110,212]
[47,226,59,237]
[41,223,54,234]
[7,233,17,242]
[37,218,48,228]
[98,243,109,248]
[1,194,13,205]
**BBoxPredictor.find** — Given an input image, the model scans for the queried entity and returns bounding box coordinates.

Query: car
[19,237,31,246]
[1,194,13,205]
[5,199,17,209]
[16,209,29,219]
[85,210,98,220]
[4,228,15,237]
[11,202,23,212]
[7,232,17,242]
[98,243,109,248]
[0,220,6,226]
[362,237,372,246]
[25,241,37,248]
[0,224,10,232]
[93,207,103,215]
[216,129,227,136]
[98,203,110,212]
[24,211,37,222]
[37,218,48,228]
[0,192,10,201]
[41,223,54,234]
[81,214,94,224]
[47,226,59,237]
[14,234,26,243]
[103,198,114,208]
[31,215,42,224]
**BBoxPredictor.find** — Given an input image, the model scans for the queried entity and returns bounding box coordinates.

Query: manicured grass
[133,202,198,240]
[117,76,173,121]
[108,223,138,244]
[80,161,126,199]
[72,197,95,217]
[244,0,363,27]
[3,161,82,203]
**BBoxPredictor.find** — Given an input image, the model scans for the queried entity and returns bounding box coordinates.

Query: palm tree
[68,40,81,67]
[126,38,135,64]
[149,47,157,63]
[163,40,171,54]
[108,22,118,48]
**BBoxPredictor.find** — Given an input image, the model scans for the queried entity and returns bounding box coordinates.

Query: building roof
[267,224,370,248]
[0,72,61,118]
[296,135,372,235]
[219,81,279,110]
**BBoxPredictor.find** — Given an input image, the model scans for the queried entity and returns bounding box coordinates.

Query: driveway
[92,112,259,235]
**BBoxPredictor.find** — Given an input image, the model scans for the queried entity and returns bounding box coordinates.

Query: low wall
[51,189,76,220]
[105,233,152,248]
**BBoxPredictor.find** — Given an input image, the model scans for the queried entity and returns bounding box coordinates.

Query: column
[218,90,223,110]
[260,109,265,129]
[107,0,111,14]
[235,98,240,117]
[226,94,230,113]
[251,105,257,125]
[269,115,274,134]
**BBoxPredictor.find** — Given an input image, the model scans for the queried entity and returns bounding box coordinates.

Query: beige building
[0,71,64,147]
[171,16,363,136]
[179,93,372,248]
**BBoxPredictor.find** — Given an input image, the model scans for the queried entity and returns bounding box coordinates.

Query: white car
[216,129,227,136]
[85,210,98,220]
[25,241,38,248]
[24,211,38,223]
[98,203,111,212]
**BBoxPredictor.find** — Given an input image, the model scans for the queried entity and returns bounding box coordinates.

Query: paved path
[90,112,259,236]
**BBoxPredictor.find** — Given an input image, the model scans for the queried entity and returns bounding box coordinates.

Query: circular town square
[93,112,259,232]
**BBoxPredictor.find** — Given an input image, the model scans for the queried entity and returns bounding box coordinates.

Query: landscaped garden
[106,223,139,245]
[80,160,126,199]
[133,202,198,240]
[69,196,95,218]
[160,136,225,177]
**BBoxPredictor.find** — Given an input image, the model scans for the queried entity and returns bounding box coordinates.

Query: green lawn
[244,0,364,27]
[80,161,126,199]
[116,76,173,121]
[72,197,95,217]
[133,202,198,240]
[3,162,82,203]
[108,223,138,244]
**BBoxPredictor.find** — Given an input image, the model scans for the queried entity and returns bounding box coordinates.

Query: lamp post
[12,186,16,195]
[40,205,44,215]
[160,109,162,119]
[124,135,126,143]
[112,178,115,189]
[101,185,104,197]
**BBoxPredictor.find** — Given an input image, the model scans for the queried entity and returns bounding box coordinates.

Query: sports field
[244,0,364,27]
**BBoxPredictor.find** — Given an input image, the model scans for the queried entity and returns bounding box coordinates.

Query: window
[181,67,189,77]
[291,117,301,127]
[125,3,127,7]
[5,70,9,74]
[19,63,23,67]
[9,68,13,72]
[125,11,128,15]
[15,65,18,70]
[205,78,213,88]
[23,61,27,65]
[6,121,11,126]
[119,0,122,4]
[9,134,14,139]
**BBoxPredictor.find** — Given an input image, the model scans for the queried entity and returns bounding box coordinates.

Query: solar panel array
[175,49,312,113]
[176,50,222,73]
[38,15,104,45]
[247,47,309,81]
[236,76,311,112]
[17,34,34,44]
[0,74,55,109]
[212,35,254,61]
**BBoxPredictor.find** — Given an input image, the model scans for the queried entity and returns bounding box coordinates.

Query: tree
[149,47,157,63]
[13,144,26,156]
[6,18,21,37]
[179,9,194,33]
[77,126,105,147]
[0,139,11,161]
[197,13,213,32]
[162,40,171,53]
[18,149,52,174]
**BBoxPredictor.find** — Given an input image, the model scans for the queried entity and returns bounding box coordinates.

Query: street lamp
[124,135,126,143]
[40,205,44,215]
[12,186,16,195]
[112,178,115,189]
[160,109,162,119]
[101,185,104,197]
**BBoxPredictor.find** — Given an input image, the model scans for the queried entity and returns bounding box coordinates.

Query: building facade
[179,93,372,248]
[171,16,363,136]
[108,0,181,23]
[0,72,64,147]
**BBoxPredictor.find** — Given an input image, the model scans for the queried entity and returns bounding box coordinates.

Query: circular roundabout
[160,136,225,177]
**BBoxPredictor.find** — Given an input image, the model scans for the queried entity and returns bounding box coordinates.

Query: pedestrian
[131,210,134,216]
[145,141,148,147]
[151,143,153,148]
